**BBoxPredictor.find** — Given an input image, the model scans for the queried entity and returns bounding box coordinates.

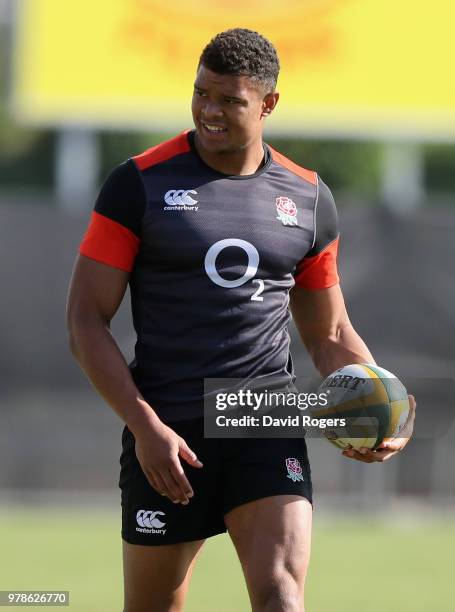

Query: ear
[261,92,279,118]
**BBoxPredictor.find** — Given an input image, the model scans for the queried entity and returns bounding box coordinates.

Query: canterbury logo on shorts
[135,510,167,534]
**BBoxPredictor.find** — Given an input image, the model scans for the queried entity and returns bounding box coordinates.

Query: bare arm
[290,283,416,462]
[289,283,375,377]
[66,254,202,503]
[66,254,149,428]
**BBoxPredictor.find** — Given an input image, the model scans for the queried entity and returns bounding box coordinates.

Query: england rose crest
[286,458,304,482]
[276,196,298,226]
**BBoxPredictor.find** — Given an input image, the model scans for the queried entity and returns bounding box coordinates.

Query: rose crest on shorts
[286,457,304,482]
[276,196,298,226]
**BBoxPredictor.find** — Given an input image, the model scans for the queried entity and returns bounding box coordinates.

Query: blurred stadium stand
[0,200,454,509]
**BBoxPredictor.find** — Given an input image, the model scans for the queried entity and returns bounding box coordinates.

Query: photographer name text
[215,414,346,428]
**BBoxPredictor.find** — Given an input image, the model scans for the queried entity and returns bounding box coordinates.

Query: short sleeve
[294,177,340,289]
[79,159,146,272]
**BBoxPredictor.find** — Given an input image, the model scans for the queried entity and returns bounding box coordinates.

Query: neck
[193,134,265,176]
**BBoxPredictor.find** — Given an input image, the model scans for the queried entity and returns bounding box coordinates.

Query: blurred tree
[99,132,173,180]
[0,26,54,190]
[267,138,382,197]
[424,144,455,194]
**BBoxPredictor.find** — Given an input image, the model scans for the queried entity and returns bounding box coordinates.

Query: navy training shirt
[80,130,340,421]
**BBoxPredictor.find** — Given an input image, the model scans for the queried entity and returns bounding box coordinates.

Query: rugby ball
[315,363,410,451]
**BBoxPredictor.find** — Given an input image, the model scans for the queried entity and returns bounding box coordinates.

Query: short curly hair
[199,28,280,93]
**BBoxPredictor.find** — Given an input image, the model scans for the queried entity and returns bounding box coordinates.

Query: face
[191,65,278,155]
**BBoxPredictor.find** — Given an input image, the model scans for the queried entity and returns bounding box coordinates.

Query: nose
[200,100,224,121]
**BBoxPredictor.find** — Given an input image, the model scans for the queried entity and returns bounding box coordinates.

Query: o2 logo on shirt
[204,239,264,302]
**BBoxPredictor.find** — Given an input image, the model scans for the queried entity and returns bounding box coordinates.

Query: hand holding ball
[315,364,411,452]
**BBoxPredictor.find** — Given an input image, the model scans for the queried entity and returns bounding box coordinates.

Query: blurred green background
[2,508,455,611]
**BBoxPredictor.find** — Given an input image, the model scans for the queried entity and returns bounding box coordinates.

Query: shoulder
[267,145,318,186]
[94,159,145,237]
[316,177,337,220]
[311,176,339,253]
[132,131,192,172]
[97,158,141,196]
[317,177,335,205]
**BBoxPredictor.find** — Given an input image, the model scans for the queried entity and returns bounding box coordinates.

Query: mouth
[201,122,228,137]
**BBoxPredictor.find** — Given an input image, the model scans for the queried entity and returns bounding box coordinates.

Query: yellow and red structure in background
[12,0,455,138]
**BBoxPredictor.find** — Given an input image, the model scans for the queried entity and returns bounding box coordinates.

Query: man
[67,28,415,612]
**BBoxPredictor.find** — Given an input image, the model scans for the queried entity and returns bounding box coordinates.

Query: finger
[342,449,375,463]
[403,395,417,433]
[402,395,417,430]
[143,468,167,496]
[405,397,417,428]
[144,471,160,491]
[371,450,397,462]
[343,446,395,462]
[160,468,188,504]
[149,471,168,497]
[178,438,203,468]
[377,395,417,450]
[169,462,194,500]
[358,447,398,462]
[377,429,414,452]
[346,397,418,462]
[138,460,166,494]
[377,438,407,452]
[388,395,416,440]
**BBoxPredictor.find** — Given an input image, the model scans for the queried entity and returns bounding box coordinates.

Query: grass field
[1,507,454,611]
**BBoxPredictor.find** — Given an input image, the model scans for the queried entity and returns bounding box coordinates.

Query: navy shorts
[120,418,312,546]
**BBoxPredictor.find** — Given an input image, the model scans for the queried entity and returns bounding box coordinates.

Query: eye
[194,89,206,97]
[225,98,239,105]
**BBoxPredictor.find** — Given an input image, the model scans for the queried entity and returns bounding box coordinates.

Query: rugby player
[67,28,416,612]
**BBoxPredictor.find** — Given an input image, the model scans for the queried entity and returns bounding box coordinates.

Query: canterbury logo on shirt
[164,189,198,210]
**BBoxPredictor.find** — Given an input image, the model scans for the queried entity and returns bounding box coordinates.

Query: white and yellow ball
[315,363,410,451]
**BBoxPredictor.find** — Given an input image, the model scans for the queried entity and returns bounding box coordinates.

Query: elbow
[66,313,97,360]
[66,301,110,358]
[65,302,98,357]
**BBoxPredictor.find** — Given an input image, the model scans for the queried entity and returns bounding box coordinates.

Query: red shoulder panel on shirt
[79,211,140,273]
[294,236,340,290]
[269,147,317,186]
[132,131,191,171]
